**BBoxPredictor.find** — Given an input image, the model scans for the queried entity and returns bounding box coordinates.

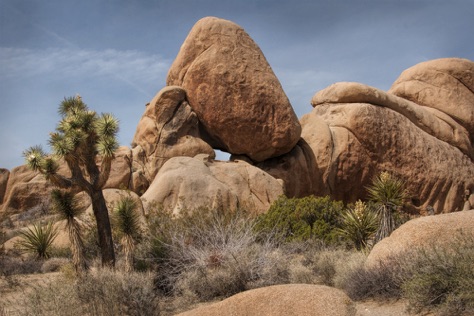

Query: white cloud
[0,47,171,95]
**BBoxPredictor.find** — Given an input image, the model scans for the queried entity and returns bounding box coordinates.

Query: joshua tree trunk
[91,190,115,267]
[374,204,395,243]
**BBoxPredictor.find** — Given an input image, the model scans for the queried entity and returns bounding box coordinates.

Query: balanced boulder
[167,17,301,162]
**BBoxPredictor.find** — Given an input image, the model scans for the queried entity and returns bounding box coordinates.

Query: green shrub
[256,195,344,244]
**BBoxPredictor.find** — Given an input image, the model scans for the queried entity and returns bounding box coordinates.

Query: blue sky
[1,0,473,170]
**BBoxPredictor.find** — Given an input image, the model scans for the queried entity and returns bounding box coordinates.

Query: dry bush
[7,269,159,316]
[340,230,474,316]
[155,208,289,301]
[0,256,42,276]
[40,257,70,273]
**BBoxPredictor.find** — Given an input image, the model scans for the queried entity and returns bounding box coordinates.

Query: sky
[1,0,473,170]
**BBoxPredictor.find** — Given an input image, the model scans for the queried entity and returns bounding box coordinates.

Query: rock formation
[141,155,284,215]
[131,86,215,187]
[177,284,356,316]
[301,74,474,212]
[1,17,473,219]
[167,17,301,162]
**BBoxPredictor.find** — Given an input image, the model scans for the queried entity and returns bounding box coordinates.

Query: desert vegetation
[2,182,474,315]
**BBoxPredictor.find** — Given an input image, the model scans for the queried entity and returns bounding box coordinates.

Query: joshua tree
[114,196,142,272]
[51,189,88,274]
[367,172,406,243]
[23,95,118,266]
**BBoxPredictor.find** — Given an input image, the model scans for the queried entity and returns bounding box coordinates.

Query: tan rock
[131,86,215,186]
[389,58,474,138]
[367,210,474,266]
[312,82,473,158]
[257,140,320,198]
[103,146,132,190]
[167,17,301,162]
[82,188,145,218]
[177,284,356,316]
[304,76,474,214]
[0,168,10,204]
[141,156,284,215]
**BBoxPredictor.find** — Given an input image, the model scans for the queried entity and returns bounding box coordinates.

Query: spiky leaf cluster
[367,171,406,209]
[337,200,379,251]
[51,189,81,220]
[115,197,142,240]
[23,95,119,190]
[15,222,58,260]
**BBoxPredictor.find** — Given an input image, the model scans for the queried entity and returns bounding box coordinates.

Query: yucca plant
[16,222,58,260]
[51,189,88,274]
[367,172,406,243]
[115,196,142,272]
[23,95,119,267]
[337,200,378,251]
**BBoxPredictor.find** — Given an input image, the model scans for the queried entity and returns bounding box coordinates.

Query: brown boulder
[389,58,474,139]
[167,17,301,162]
[131,86,215,187]
[0,168,10,204]
[302,92,474,213]
[103,146,132,190]
[141,156,284,215]
[177,284,356,316]
[367,210,474,266]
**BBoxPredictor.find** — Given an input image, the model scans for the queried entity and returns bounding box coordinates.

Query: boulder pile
[1,16,473,221]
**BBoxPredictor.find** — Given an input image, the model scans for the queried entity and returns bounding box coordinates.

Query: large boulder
[303,81,474,213]
[140,155,284,215]
[131,86,215,189]
[167,17,301,162]
[367,210,474,266]
[389,58,474,139]
[177,284,356,316]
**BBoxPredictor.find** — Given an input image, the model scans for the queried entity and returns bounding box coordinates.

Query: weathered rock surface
[367,210,474,266]
[131,86,215,188]
[389,58,474,140]
[167,17,301,162]
[177,284,356,316]
[141,156,284,215]
[0,168,10,204]
[303,78,474,213]
[103,146,133,190]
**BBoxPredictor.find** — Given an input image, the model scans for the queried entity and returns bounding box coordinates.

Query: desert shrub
[340,230,474,315]
[0,256,42,276]
[256,195,344,244]
[155,207,288,301]
[401,232,474,315]
[41,257,70,273]
[11,269,159,316]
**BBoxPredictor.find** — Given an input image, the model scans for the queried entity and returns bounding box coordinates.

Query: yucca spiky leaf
[15,222,58,260]
[59,95,88,117]
[41,157,59,176]
[115,197,141,239]
[49,132,75,157]
[95,113,119,138]
[51,189,81,220]
[23,145,46,171]
[96,136,118,159]
[366,171,406,208]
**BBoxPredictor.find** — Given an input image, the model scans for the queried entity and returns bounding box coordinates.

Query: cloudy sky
[1,0,473,170]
